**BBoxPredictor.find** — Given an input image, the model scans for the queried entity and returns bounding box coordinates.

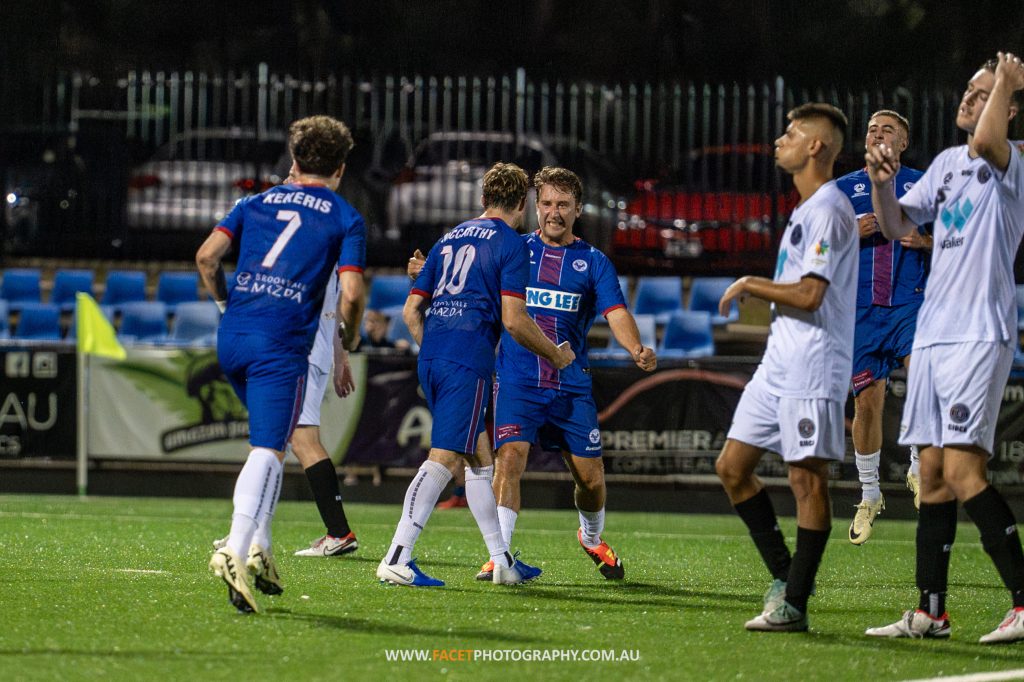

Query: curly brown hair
[288,115,354,177]
[533,166,582,205]
[481,162,529,211]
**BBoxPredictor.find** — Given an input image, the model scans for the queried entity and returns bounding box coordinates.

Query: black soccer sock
[963,486,1024,608]
[734,488,791,581]
[784,527,830,613]
[304,458,352,538]
[915,500,957,617]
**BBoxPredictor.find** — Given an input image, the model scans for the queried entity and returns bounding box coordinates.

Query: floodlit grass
[0,494,1022,681]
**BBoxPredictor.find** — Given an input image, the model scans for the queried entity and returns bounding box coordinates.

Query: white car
[385,131,627,252]
[125,128,289,231]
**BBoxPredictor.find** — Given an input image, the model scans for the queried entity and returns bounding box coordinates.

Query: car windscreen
[155,136,285,163]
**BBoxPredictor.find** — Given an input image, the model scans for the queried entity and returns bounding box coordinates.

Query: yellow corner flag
[75,292,126,360]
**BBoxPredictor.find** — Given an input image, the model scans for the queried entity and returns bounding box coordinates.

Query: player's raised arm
[866,144,917,240]
[195,230,233,311]
[606,307,656,371]
[719,274,828,315]
[973,51,1024,173]
[501,295,575,369]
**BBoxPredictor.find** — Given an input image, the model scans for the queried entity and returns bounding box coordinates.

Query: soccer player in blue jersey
[481,166,656,581]
[196,115,366,613]
[866,53,1024,644]
[377,162,575,587]
[836,110,930,544]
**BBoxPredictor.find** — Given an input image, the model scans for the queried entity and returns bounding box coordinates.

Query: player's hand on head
[996,52,1024,90]
[858,214,880,238]
[407,249,426,280]
[634,346,657,372]
[334,358,355,398]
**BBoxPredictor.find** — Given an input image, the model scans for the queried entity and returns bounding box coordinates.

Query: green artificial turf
[0,494,1022,681]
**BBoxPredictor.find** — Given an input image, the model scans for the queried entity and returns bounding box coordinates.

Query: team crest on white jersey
[572,259,588,272]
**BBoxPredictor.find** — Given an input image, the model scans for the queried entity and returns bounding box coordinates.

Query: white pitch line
[113,568,170,575]
[902,669,1024,682]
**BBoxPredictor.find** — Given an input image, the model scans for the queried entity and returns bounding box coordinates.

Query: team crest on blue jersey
[572,259,588,272]
[949,403,970,424]
[903,181,915,192]
[589,428,601,444]
[497,424,522,440]
[790,224,803,245]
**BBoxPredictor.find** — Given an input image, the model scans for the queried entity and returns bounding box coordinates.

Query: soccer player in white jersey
[716,103,857,632]
[865,53,1024,644]
[290,272,360,556]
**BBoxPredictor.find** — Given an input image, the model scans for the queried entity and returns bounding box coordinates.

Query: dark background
[3,0,1023,126]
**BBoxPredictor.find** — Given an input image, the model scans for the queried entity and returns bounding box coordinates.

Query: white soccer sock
[386,460,451,566]
[855,450,882,502]
[465,465,512,567]
[578,507,605,547]
[227,448,280,557]
[252,458,283,551]
[909,445,920,477]
[497,505,519,547]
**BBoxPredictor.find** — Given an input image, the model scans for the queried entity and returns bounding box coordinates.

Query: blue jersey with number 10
[216,183,366,354]
[412,217,530,379]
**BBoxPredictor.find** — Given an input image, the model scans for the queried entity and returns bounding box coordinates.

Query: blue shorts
[493,382,602,458]
[419,358,490,455]
[851,302,921,396]
[218,330,308,451]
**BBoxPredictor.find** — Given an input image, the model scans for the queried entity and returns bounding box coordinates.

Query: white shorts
[899,341,1013,454]
[297,364,329,427]
[727,372,845,462]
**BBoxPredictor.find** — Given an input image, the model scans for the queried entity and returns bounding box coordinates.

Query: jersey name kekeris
[898,141,1024,347]
[412,217,530,379]
[495,232,626,394]
[757,181,857,401]
[216,183,366,355]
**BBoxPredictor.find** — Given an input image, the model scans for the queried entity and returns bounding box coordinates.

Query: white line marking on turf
[902,669,1024,682]
[113,569,170,575]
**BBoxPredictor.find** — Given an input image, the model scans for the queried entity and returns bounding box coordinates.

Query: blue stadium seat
[13,303,62,341]
[605,314,657,358]
[1,268,42,311]
[618,275,631,306]
[102,271,147,311]
[1017,284,1024,331]
[119,301,168,343]
[689,277,739,325]
[168,301,220,346]
[658,310,715,359]
[368,275,410,317]
[51,269,95,312]
[633,276,683,324]
[156,272,199,311]
[0,299,9,339]
[386,313,419,352]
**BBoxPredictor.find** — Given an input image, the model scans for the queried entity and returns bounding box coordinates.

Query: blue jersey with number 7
[215,182,366,354]
[411,217,529,378]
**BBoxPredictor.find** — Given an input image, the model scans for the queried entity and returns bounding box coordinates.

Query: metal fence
[59,64,965,174]
[9,64,974,266]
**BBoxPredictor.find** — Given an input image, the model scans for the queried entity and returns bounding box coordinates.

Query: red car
[612,145,800,275]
